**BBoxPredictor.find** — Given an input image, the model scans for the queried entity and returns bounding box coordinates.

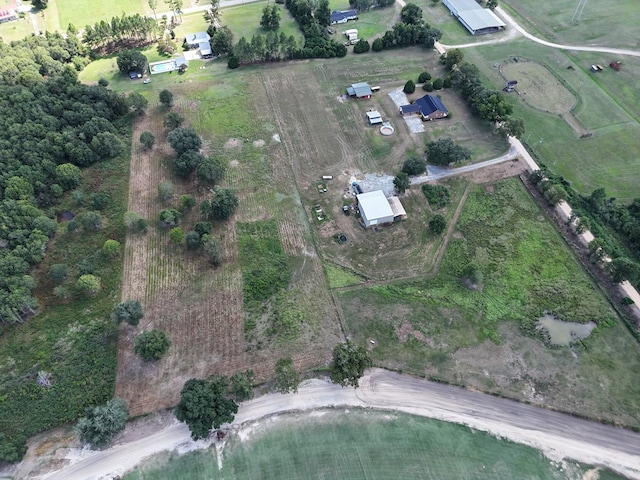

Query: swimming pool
[150,61,176,74]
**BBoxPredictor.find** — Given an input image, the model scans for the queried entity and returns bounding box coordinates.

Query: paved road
[410,145,519,184]
[44,369,640,480]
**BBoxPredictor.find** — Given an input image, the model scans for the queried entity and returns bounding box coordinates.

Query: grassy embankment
[124,409,627,480]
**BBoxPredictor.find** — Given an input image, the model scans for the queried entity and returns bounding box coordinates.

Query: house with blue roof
[400,94,449,121]
[330,9,358,25]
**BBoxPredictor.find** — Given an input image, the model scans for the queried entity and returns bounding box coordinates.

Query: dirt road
[42,368,640,480]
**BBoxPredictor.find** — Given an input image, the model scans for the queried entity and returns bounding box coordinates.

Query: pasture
[220,2,303,45]
[340,178,640,427]
[501,0,640,49]
[460,40,640,200]
[124,409,624,480]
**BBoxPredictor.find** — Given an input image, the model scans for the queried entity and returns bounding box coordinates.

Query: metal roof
[387,196,407,218]
[349,82,372,98]
[185,31,210,45]
[198,42,212,55]
[357,190,393,221]
[415,95,448,116]
[444,0,505,32]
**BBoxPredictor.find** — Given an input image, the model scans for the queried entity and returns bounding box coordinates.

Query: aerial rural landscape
[0,0,640,478]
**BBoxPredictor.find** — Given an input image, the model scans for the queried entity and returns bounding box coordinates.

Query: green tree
[588,238,608,263]
[134,329,171,361]
[3,176,34,200]
[124,211,147,232]
[496,117,525,139]
[210,26,234,56]
[170,227,186,244]
[403,79,415,94]
[275,357,299,393]
[331,340,371,387]
[201,233,222,265]
[164,112,184,129]
[175,377,238,440]
[608,257,639,284]
[440,48,464,70]
[76,274,102,295]
[128,92,148,115]
[400,3,423,24]
[179,194,196,211]
[111,300,144,326]
[186,231,201,250]
[48,264,69,283]
[426,137,471,166]
[429,214,447,234]
[314,0,331,26]
[174,150,205,177]
[353,39,370,54]
[91,132,123,158]
[159,208,181,227]
[230,371,254,401]
[103,239,122,258]
[78,211,103,230]
[422,80,434,92]
[140,131,155,150]
[74,398,129,448]
[487,0,498,10]
[371,38,383,52]
[197,155,227,183]
[207,186,239,220]
[418,71,432,83]
[227,56,240,69]
[401,153,426,176]
[393,172,410,193]
[55,163,82,190]
[432,78,443,90]
[159,89,174,107]
[158,181,175,204]
[260,5,281,31]
[195,222,212,236]
[117,50,148,74]
[167,127,202,154]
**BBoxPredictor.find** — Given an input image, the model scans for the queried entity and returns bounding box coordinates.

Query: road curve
[43,368,640,480]
[440,6,640,58]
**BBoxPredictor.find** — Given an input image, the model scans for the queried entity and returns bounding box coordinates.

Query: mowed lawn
[501,0,640,48]
[55,0,146,29]
[124,409,626,480]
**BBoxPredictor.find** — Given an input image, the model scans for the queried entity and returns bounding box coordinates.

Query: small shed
[356,190,394,227]
[347,82,372,99]
[366,110,383,125]
[387,196,407,221]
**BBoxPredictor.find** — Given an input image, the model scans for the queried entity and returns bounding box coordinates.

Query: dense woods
[0,38,129,321]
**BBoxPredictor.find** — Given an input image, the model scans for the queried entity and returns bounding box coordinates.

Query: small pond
[537,314,596,346]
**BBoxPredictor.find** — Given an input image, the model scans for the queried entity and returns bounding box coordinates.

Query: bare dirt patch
[224,137,243,149]
[396,320,434,345]
[229,159,240,168]
[253,139,266,148]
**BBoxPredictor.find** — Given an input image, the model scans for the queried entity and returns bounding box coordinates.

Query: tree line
[82,13,159,50]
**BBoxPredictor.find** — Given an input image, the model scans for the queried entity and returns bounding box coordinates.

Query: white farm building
[356,190,406,227]
[443,0,505,35]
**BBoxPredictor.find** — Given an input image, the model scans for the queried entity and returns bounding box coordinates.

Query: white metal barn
[442,0,505,35]
[356,191,394,227]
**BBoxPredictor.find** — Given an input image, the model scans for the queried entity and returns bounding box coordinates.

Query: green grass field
[221,2,303,45]
[501,0,640,49]
[458,40,640,201]
[56,0,146,30]
[340,178,640,426]
[124,409,625,480]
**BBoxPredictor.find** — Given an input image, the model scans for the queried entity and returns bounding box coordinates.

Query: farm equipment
[590,65,603,72]
[504,80,518,92]
[609,61,622,71]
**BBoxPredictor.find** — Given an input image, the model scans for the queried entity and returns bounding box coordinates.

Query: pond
[537,314,596,346]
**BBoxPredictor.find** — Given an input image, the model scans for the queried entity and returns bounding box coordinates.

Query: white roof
[366,111,382,120]
[357,190,393,220]
[387,196,407,217]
